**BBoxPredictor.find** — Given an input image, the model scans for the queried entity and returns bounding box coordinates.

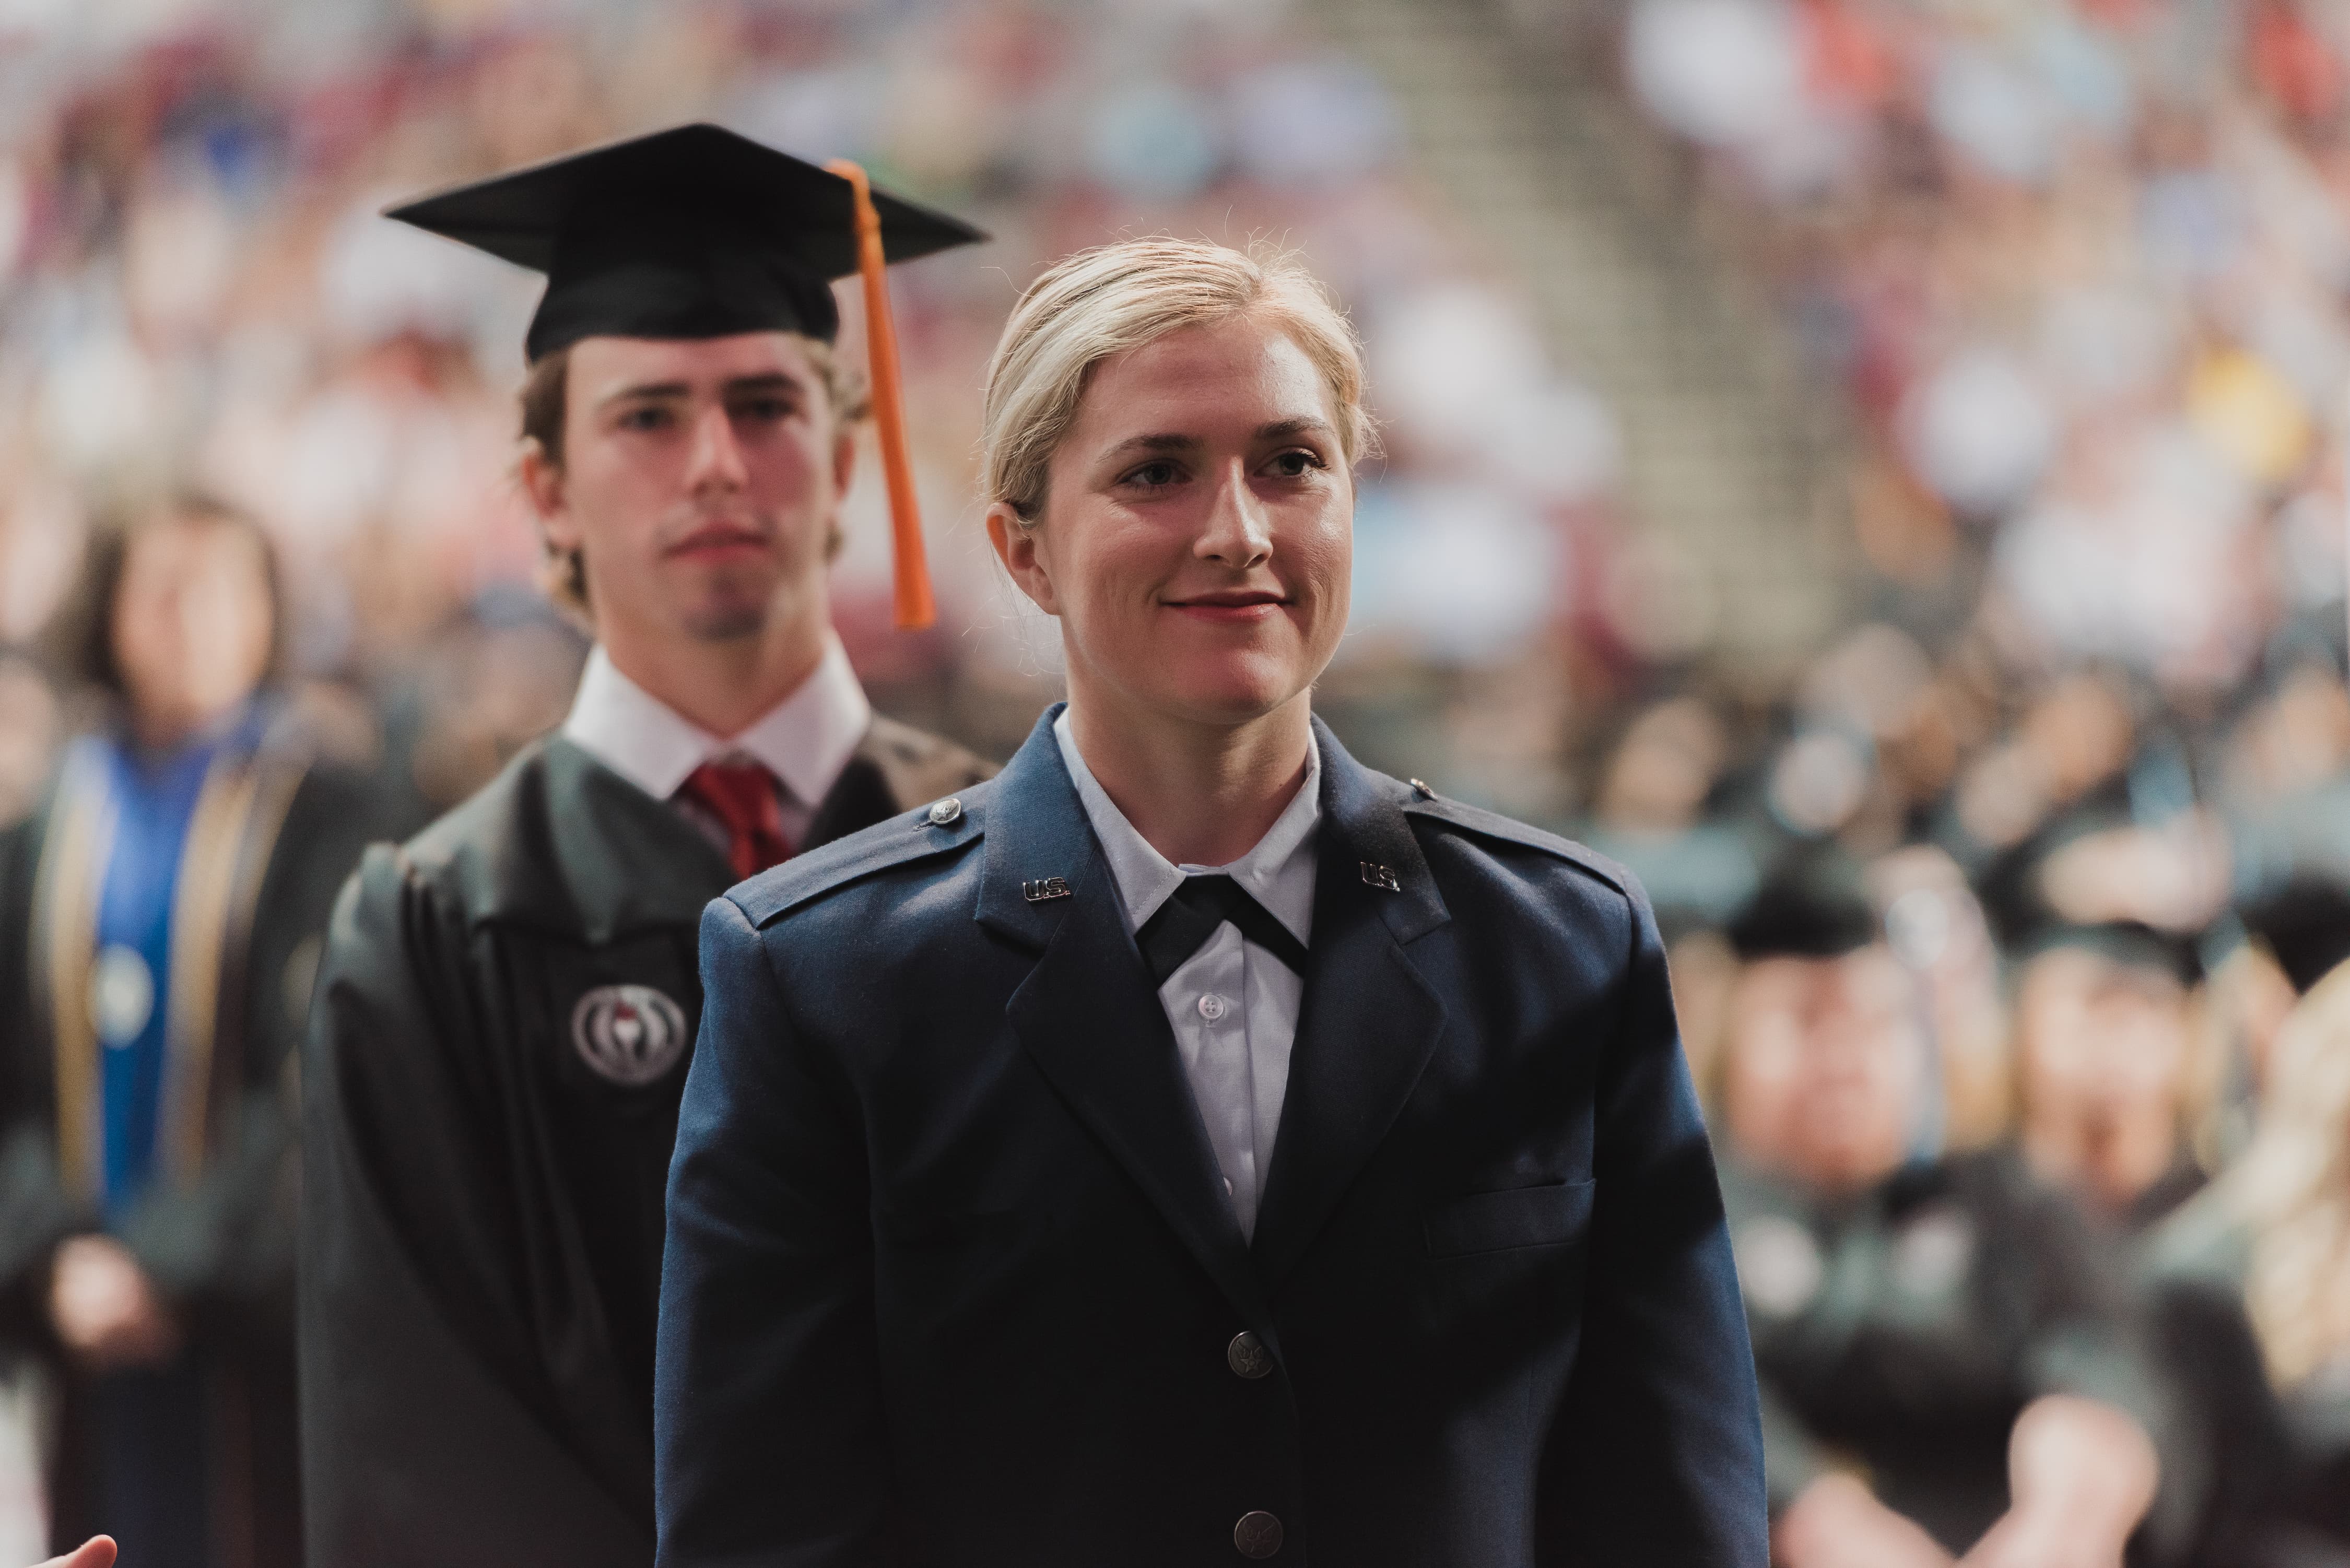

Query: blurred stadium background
[5,0,2350,1558]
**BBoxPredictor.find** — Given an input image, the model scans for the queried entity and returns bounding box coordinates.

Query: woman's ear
[986,503,1060,617]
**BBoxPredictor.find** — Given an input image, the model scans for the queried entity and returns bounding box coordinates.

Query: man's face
[2017,947,2191,1142]
[1724,945,1926,1193]
[526,332,852,649]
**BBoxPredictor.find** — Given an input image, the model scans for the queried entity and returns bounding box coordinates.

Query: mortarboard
[1726,846,1879,962]
[386,123,986,629]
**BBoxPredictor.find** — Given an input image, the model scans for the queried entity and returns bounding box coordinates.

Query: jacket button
[1226,1330,1274,1379]
[1233,1511,1283,1558]
[926,797,963,827]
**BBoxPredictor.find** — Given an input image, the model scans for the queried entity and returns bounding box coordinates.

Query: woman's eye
[1125,461,1182,488]
[1266,449,1325,478]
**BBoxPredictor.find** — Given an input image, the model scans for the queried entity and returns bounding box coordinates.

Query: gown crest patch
[570,985,689,1086]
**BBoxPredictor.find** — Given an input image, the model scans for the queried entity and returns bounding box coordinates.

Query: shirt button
[1197,993,1228,1021]
[1233,1511,1284,1558]
[1227,1330,1274,1379]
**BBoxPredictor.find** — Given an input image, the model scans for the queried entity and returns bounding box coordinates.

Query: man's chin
[680,601,771,643]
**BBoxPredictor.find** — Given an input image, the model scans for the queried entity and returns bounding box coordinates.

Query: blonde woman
[2148,958,2350,1562]
[654,239,1767,1565]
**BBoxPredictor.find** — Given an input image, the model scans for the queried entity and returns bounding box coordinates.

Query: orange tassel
[827,158,935,631]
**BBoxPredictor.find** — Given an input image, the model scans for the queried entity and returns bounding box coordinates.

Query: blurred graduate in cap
[1710,847,2182,1567]
[1978,805,2218,1237]
[2141,870,2350,1566]
[0,492,393,1566]
[297,124,993,1568]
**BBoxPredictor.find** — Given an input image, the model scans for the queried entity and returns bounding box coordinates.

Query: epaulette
[735,780,991,928]
[1398,781,1631,900]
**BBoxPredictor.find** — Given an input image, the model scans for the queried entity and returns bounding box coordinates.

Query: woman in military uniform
[298,126,993,1568]
[0,493,389,1566]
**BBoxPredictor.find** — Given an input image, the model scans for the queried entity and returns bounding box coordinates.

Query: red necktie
[677,761,793,881]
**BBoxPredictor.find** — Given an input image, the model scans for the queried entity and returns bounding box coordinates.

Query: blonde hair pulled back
[981,238,1374,524]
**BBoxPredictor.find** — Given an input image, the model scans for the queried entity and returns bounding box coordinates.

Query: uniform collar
[1051,706,1319,946]
[561,634,872,808]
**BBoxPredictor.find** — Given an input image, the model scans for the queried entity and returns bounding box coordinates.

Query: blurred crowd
[6,0,2350,1562]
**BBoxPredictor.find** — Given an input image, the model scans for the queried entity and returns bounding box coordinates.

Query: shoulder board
[1400,792,1630,899]
[735,782,990,929]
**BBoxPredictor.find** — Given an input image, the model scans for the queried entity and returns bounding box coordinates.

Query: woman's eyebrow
[1101,432,1198,461]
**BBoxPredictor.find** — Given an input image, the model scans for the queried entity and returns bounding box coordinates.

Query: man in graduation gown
[298,124,992,1568]
[0,495,396,1566]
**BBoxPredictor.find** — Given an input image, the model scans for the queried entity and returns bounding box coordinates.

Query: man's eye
[617,406,671,432]
[734,397,793,422]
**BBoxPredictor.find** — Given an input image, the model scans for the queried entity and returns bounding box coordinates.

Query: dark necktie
[1135,874,1308,985]
[677,760,793,881]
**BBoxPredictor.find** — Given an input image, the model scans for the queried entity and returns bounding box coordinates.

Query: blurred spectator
[2147,932,2350,1564]
[0,492,395,1565]
[1715,848,2170,1564]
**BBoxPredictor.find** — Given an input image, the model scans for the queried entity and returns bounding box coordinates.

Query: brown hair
[49,490,286,699]
[519,337,872,621]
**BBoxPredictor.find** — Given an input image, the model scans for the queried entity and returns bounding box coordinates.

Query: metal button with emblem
[1409,779,1436,800]
[1227,1330,1274,1380]
[1233,1511,1284,1558]
[926,797,962,827]
[571,984,690,1086]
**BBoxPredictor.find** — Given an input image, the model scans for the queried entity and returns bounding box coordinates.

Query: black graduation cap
[386,124,987,628]
[1726,846,1879,962]
[2239,873,2350,994]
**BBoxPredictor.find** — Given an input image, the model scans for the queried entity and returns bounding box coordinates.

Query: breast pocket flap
[1424,1178,1595,1258]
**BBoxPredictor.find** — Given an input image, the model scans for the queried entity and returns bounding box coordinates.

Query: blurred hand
[1776,1473,1955,1568]
[49,1235,180,1372]
[1960,1395,2158,1568]
[34,1537,116,1568]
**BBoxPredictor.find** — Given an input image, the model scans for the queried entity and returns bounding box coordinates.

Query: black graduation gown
[0,709,395,1565]
[299,717,994,1568]
[1723,1148,2187,1555]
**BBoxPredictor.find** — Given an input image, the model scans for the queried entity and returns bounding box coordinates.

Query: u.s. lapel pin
[1360,862,1402,892]
[1023,876,1073,903]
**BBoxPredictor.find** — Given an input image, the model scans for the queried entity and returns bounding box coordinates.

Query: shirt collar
[561,635,872,807]
[1052,707,1320,945]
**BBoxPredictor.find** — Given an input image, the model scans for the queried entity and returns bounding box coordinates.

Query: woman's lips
[1164,592,1288,622]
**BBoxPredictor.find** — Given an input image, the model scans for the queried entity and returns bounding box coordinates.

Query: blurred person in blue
[2142,876,2350,1567]
[1712,848,2178,1567]
[0,493,390,1567]
[654,237,1766,1567]
[298,125,993,1568]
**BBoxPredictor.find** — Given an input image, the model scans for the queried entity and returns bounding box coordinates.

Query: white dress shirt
[1053,710,1320,1240]
[561,635,872,847]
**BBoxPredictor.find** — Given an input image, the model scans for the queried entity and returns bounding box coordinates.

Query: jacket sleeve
[655,894,894,1568]
[0,805,75,1349]
[299,846,651,1568]
[1540,880,1769,1565]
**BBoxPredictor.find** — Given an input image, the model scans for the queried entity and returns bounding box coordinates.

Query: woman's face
[111,513,274,744]
[991,312,1353,730]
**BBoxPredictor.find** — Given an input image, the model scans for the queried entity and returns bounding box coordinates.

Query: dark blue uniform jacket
[655,708,1766,1567]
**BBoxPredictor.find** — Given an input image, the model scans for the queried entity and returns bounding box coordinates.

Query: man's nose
[685,403,750,491]
[1195,458,1272,566]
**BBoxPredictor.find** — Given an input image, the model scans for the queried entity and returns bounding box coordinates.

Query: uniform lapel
[980,710,1273,1333]
[1251,717,1451,1292]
